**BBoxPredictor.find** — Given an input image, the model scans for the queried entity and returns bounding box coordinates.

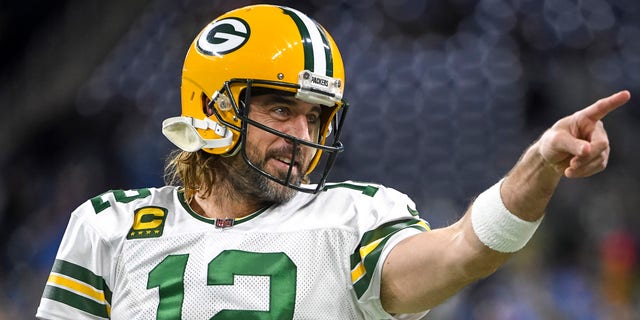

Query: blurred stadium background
[2,0,640,318]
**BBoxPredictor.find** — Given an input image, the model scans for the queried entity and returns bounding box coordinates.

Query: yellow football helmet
[162,4,349,193]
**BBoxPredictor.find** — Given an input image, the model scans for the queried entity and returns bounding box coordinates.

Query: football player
[37,4,630,319]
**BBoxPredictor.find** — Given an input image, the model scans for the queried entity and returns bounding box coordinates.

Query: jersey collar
[177,188,268,228]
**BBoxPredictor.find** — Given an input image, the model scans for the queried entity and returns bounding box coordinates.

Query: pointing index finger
[582,90,631,121]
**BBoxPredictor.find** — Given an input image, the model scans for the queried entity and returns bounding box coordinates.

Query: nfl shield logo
[216,218,234,229]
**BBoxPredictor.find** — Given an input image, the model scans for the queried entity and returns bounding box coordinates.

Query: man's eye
[307,114,320,124]
[272,107,290,117]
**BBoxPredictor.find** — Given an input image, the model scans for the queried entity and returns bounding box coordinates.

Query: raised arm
[380,90,632,313]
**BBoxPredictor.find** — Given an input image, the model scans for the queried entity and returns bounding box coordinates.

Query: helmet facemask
[208,77,348,193]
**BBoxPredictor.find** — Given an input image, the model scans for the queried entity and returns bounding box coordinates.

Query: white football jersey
[36,181,430,320]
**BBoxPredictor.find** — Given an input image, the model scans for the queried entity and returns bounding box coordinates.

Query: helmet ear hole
[202,93,213,116]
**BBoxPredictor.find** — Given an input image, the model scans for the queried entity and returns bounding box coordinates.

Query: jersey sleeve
[348,185,431,320]
[36,198,117,320]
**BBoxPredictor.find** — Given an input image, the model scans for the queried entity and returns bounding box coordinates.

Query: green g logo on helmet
[197,18,250,56]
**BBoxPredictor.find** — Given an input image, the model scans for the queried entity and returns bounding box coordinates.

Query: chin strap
[162,116,234,151]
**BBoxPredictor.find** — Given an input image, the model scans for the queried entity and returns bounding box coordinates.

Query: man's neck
[189,187,265,220]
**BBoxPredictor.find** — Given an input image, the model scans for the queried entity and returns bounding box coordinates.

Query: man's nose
[283,115,312,143]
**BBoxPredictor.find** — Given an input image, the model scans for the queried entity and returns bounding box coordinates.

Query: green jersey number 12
[147,250,297,319]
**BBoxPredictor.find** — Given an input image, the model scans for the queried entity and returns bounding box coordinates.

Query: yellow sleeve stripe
[45,259,112,318]
[417,220,431,231]
[48,274,109,306]
[359,237,383,259]
[351,262,366,283]
[350,237,384,282]
[350,218,430,298]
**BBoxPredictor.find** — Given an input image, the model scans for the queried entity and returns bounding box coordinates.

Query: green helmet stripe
[316,26,334,77]
[280,6,333,76]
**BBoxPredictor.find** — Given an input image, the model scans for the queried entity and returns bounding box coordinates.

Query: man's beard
[222,142,308,205]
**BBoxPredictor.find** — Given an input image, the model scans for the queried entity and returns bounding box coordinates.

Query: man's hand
[537,90,631,178]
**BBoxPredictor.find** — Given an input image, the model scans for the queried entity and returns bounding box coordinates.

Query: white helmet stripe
[280,6,328,76]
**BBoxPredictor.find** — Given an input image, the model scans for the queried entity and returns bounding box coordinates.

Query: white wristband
[471,179,543,253]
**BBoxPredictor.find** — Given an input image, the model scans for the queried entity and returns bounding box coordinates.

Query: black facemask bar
[208,78,349,193]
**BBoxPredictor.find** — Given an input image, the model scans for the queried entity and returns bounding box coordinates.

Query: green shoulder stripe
[52,259,112,302]
[351,235,393,298]
[43,285,110,318]
[350,218,430,299]
[359,218,428,249]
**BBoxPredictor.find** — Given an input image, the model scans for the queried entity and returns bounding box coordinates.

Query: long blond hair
[164,150,219,201]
